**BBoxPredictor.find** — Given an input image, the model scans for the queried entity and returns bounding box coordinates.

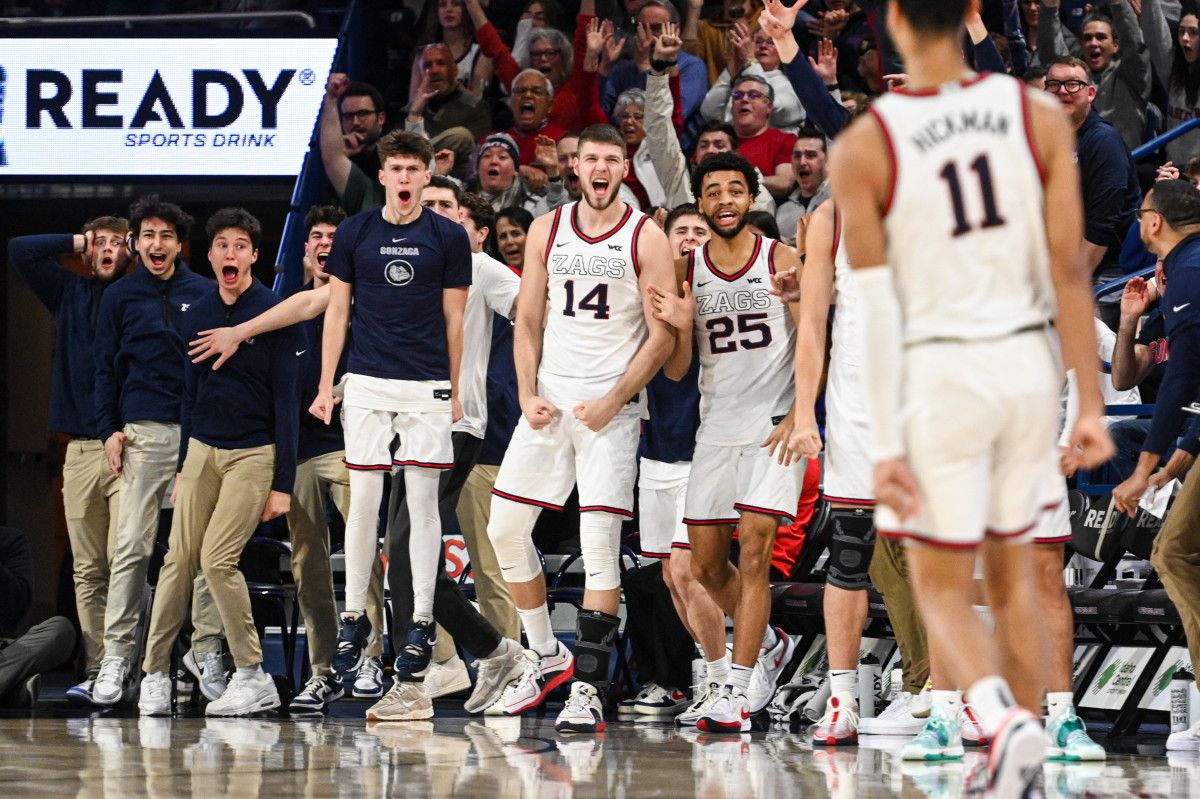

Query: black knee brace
[825,510,876,591]
[574,609,621,692]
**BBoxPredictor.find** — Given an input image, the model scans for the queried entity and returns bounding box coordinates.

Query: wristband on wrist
[650,57,677,73]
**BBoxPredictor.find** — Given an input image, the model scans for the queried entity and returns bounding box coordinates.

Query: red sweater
[507,122,568,167]
[736,127,797,181]
[476,14,609,133]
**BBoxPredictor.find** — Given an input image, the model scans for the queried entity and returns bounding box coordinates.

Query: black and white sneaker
[289,674,345,714]
[332,614,375,677]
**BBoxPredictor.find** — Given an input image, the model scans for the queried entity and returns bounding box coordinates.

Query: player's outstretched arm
[576,221,677,431]
[791,201,836,457]
[1031,88,1115,471]
[312,276,351,424]
[190,284,331,369]
[514,213,558,429]
[830,112,920,519]
[648,255,696,381]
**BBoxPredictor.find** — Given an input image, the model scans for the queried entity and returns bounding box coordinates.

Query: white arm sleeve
[850,265,906,461]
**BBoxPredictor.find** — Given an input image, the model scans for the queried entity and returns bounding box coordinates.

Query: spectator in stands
[340,81,390,185]
[1111,180,1200,751]
[494,206,535,269]
[794,0,873,94]
[506,69,567,167]
[1140,0,1200,164]
[557,132,584,202]
[465,0,609,132]
[855,38,886,96]
[471,133,566,214]
[745,209,781,238]
[0,527,75,708]
[91,196,224,708]
[774,126,829,245]
[409,0,494,101]
[614,89,654,209]
[700,25,806,133]
[729,74,797,199]
[601,0,711,151]
[1039,0,1150,150]
[7,217,131,705]
[139,208,301,719]
[1045,56,1141,294]
[322,74,385,213]
[510,0,571,67]
[641,27,777,211]
[404,44,494,177]
[682,0,764,85]
[1020,0,1047,69]
[756,14,850,140]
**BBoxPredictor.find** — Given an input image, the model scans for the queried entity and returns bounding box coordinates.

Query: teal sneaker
[1045,706,1106,761]
[901,706,965,761]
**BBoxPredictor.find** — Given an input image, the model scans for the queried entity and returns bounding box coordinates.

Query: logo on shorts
[433,388,452,400]
[384,259,414,286]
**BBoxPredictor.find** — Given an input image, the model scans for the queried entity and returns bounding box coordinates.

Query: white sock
[1046,691,1073,719]
[965,676,1017,737]
[932,689,961,714]
[517,604,557,657]
[403,466,443,620]
[345,469,385,613]
[830,669,858,698]
[726,663,753,694]
[760,626,778,651]
[706,656,730,686]
[236,664,262,678]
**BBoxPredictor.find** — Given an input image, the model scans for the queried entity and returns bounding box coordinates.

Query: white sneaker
[859,691,924,736]
[205,670,280,717]
[677,682,722,727]
[138,672,172,717]
[697,686,751,734]
[619,681,660,712]
[183,650,229,702]
[1168,720,1200,752]
[554,682,606,734]
[366,680,434,721]
[92,655,130,706]
[423,655,472,699]
[986,709,1044,798]
[959,703,986,746]
[353,656,385,699]
[811,692,860,746]
[500,642,574,715]
[635,684,690,716]
[747,628,796,713]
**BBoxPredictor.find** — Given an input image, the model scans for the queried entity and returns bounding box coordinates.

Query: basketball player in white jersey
[486,123,676,734]
[649,151,803,733]
[782,0,1113,791]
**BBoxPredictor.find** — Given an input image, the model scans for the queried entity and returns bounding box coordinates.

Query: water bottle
[1171,669,1193,733]
[858,654,880,718]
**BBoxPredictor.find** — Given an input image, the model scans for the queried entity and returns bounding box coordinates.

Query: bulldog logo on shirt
[384,259,414,287]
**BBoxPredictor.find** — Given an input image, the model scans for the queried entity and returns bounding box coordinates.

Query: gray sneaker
[465,638,526,714]
[366,681,434,721]
[183,650,229,702]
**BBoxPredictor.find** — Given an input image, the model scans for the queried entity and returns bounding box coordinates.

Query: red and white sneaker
[747,628,796,712]
[812,691,860,746]
[500,642,574,715]
[986,708,1045,799]
[960,703,987,747]
[697,687,751,733]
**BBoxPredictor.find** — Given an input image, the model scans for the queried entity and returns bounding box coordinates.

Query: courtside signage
[0,38,337,176]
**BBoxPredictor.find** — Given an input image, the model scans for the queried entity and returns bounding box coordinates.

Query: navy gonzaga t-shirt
[327,207,472,381]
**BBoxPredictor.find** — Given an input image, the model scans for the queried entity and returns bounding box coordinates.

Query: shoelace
[563,691,594,714]
[298,677,328,700]
[202,653,224,679]
[97,657,124,683]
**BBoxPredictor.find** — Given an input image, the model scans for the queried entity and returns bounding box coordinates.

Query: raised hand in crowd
[727,21,754,76]
[883,72,909,90]
[585,17,607,73]
[325,72,367,157]
[434,149,456,176]
[760,0,806,63]
[534,134,561,178]
[809,37,839,85]
[1157,161,1181,182]
[635,21,657,72]
[600,19,627,76]
[655,21,683,64]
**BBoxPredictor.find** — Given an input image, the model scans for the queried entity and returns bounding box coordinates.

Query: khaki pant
[143,441,275,672]
[1152,464,1200,690]
[869,534,930,694]
[436,463,519,661]
[62,440,121,670]
[103,422,222,659]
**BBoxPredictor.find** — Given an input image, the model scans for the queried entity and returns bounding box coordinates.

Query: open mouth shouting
[220,264,241,285]
[147,252,169,271]
[714,207,740,228]
[397,189,414,204]
[1085,45,1104,69]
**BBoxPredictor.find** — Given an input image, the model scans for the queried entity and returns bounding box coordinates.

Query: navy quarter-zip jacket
[93,263,211,443]
[181,280,301,494]
[7,233,123,438]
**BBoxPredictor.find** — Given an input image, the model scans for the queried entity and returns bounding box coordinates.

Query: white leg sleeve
[486,496,542,584]
[344,469,385,613]
[579,511,622,591]
[405,466,443,620]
